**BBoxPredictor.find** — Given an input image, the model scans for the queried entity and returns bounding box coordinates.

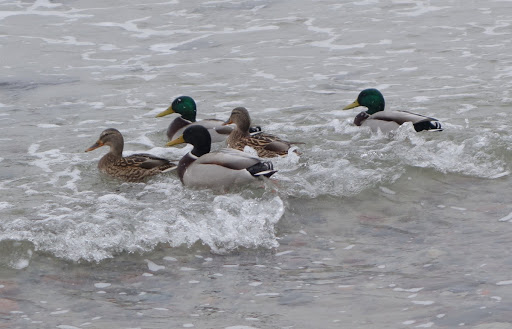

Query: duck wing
[125,153,176,171]
[370,110,438,124]
[195,148,262,170]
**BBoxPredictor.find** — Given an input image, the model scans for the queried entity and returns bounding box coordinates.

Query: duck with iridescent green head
[342,89,442,133]
[155,96,261,143]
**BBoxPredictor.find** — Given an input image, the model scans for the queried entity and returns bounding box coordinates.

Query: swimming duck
[155,96,261,143]
[224,107,300,158]
[166,125,276,188]
[85,128,176,182]
[342,88,442,133]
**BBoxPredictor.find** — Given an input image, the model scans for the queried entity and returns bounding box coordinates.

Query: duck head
[166,125,211,157]
[85,128,124,154]
[156,96,197,122]
[223,107,252,132]
[343,88,385,115]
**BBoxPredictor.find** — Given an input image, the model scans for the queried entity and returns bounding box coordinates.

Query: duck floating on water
[155,96,261,143]
[342,88,442,133]
[166,125,276,188]
[85,128,176,182]
[224,107,301,158]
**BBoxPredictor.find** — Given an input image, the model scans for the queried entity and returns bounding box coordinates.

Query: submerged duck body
[225,107,299,158]
[85,128,176,182]
[166,125,276,188]
[156,96,261,143]
[343,88,442,133]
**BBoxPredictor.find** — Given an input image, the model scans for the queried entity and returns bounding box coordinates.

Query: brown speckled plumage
[85,128,176,182]
[225,107,299,158]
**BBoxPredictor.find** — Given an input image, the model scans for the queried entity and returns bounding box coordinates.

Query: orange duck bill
[85,140,104,152]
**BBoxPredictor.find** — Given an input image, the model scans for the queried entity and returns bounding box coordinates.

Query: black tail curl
[413,121,443,132]
[247,161,277,178]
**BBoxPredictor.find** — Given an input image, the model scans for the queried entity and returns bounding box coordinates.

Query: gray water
[1,0,512,328]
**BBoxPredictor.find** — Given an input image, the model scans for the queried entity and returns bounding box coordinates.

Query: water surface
[1,0,512,328]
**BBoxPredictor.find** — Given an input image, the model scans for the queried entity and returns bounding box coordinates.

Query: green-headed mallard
[343,88,442,133]
[224,107,300,158]
[166,125,276,188]
[155,96,261,143]
[85,128,176,182]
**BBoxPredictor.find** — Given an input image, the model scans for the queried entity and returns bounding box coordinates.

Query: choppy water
[1,0,512,328]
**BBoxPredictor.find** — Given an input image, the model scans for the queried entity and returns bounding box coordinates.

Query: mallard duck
[155,96,261,143]
[342,88,443,133]
[166,125,277,188]
[85,128,176,182]
[224,107,300,158]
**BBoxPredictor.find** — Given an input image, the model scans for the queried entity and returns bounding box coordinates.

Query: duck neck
[177,154,195,183]
[191,143,210,157]
[237,116,251,134]
[108,139,124,158]
[98,150,121,169]
[228,126,249,148]
[181,111,196,122]
[365,99,385,115]
[168,117,191,140]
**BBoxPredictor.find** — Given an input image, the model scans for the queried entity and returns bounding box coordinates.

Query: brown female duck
[224,107,300,158]
[85,128,176,182]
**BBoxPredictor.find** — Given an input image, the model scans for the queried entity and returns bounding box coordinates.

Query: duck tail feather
[161,163,178,172]
[247,161,277,178]
[413,121,443,132]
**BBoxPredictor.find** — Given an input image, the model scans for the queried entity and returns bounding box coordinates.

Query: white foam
[97,194,130,204]
[394,3,450,17]
[394,287,424,293]
[498,212,512,222]
[379,186,396,195]
[94,283,111,288]
[411,300,434,305]
[145,259,165,271]
[0,6,90,22]
[275,250,294,256]
[0,202,12,210]
[51,309,69,315]
[11,258,30,270]
[37,124,60,128]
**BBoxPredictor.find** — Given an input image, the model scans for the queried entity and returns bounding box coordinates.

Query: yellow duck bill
[166,135,185,146]
[155,105,175,118]
[342,100,360,110]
